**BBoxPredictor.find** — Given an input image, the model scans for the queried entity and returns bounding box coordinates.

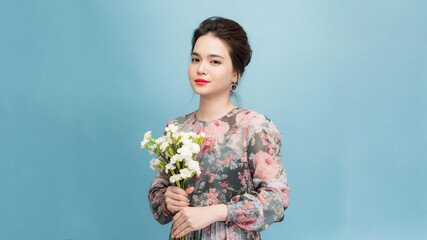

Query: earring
[230,81,238,93]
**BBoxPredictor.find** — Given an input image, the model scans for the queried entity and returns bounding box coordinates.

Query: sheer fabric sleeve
[147,122,174,225]
[224,115,291,232]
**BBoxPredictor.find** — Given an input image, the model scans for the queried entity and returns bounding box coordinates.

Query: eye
[212,60,221,65]
[191,58,199,62]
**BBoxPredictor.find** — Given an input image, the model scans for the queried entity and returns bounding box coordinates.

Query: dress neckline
[194,106,240,124]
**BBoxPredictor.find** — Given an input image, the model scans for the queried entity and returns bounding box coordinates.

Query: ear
[233,71,241,82]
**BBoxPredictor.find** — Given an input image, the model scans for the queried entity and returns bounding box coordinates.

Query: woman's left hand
[171,204,227,238]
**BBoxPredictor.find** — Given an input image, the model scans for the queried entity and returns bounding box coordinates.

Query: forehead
[193,34,230,58]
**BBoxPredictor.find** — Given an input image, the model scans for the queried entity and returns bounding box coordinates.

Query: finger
[171,186,189,197]
[185,186,194,194]
[171,214,184,234]
[166,188,189,202]
[166,199,190,212]
[172,207,183,223]
[172,218,187,238]
[173,221,189,239]
[167,205,184,214]
[168,199,190,207]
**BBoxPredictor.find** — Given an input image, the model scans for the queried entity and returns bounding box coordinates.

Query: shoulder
[236,108,275,127]
[238,108,282,141]
[163,109,197,128]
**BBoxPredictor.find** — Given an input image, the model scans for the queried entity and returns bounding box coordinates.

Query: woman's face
[188,33,238,98]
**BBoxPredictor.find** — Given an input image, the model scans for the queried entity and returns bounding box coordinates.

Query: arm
[148,168,175,224]
[224,115,291,232]
[147,122,175,224]
[170,204,229,238]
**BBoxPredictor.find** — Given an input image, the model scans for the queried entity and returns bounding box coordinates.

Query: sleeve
[147,122,175,225]
[224,115,291,232]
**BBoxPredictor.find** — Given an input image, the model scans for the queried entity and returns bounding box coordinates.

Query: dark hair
[191,16,252,92]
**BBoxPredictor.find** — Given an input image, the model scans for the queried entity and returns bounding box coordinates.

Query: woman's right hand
[165,186,194,214]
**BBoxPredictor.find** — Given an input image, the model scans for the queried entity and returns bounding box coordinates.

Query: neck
[196,94,237,122]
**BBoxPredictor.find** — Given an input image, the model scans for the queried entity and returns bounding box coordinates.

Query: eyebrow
[191,52,224,59]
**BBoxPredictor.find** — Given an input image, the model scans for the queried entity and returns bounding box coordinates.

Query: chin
[190,84,206,94]
[191,88,210,96]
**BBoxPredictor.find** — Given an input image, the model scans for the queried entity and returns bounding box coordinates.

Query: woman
[148,16,291,240]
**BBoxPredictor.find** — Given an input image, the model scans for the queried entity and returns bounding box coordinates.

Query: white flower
[186,159,201,176]
[144,131,152,139]
[140,139,148,149]
[140,131,152,148]
[189,132,196,138]
[150,158,161,170]
[160,140,169,152]
[177,145,193,157]
[152,144,159,150]
[170,154,183,164]
[189,142,200,154]
[200,132,205,137]
[165,162,176,171]
[155,136,165,145]
[147,144,158,155]
[179,168,193,179]
[169,174,183,183]
[181,138,192,146]
[148,149,154,155]
[176,133,188,143]
[169,124,178,133]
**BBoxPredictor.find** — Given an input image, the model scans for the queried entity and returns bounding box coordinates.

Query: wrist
[209,204,228,222]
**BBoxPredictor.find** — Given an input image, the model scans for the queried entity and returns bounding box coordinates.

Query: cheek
[188,64,196,76]
[218,67,234,81]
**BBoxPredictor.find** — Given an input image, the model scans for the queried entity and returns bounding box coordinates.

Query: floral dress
[148,106,291,240]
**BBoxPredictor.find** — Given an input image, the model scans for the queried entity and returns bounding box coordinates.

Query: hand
[171,204,228,239]
[165,186,194,214]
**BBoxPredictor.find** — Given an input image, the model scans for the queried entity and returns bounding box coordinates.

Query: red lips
[195,78,210,85]
[195,78,209,83]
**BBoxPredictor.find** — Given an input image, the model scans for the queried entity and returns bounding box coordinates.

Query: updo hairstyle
[191,16,252,95]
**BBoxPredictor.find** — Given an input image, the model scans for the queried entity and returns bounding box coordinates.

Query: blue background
[1,0,426,239]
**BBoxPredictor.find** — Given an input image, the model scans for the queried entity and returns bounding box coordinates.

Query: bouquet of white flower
[141,123,204,190]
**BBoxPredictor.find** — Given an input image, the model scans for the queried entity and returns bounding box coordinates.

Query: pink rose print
[217,152,234,165]
[227,230,240,240]
[238,172,247,187]
[148,107,290,238]
[204,170,216,183]
[253,151,279,181]
[236,111,256,141]
[204,120,230,138]
[233,209,256,230]
[272,124,282,141]
[268,147,274,155]
[230,195,241,202]
[236,110,257,128]
[200,137,215,153]
[259,191,267,204]
[231,125,239,134]
[207,188,218,205]
[220,179,228,193]
[260,132,271,145]
[243,203,254,210]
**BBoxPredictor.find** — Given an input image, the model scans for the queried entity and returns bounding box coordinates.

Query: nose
[197,61,207,75]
